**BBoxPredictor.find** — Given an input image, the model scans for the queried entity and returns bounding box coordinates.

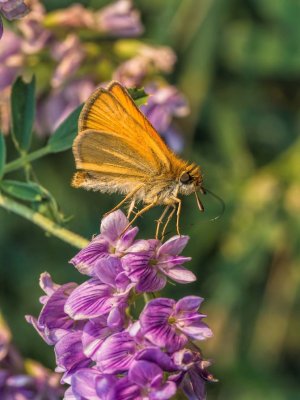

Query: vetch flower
[36,78,95,136]
[18,0,51,54]
[25,272,81,345]
[113,45,176,87]
[54,331,90,384]
[96,331,139,374]
[140,296,213,352]
[0,0,29,39]
[82,316,123,360]
[70,368,117,399]
[111,360,177,400]
[51,34,85,88]
[96,0,143,37]
[64,257,133,321]
[28,210,216,398]
[141,84,189,152]
[70,210,138,275]
[123,235,196,293]
[1,312,63,398]
[172,349,217,400]
[0,29,23,90]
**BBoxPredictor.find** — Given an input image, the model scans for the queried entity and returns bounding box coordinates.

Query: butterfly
[72,81,205,238]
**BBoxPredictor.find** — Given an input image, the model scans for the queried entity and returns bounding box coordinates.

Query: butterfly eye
[180,172,192,184]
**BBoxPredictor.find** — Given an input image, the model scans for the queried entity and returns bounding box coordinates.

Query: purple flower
[96,0,143,37]
[25,272,81,345]
[18,0,51,54]
[111,361,177,400]
[113,56,148,87]
[113,45,176,87]
[0,29,23,90]
[54,331,90,384]
[139,45,176,73]
[96,331,139,374]
[51,34,85,88]
[1,313,63,398]
[36,78,95,136]
[70,210,138,276]
[123,235,195,293]
[141,84,189,152]
[172,349,217,400]
[0,0,29,39]
[70,368,116,400]
[140,296,213,352]
[82,316,122,360]
[64,256,133,322]
[28,211,215,398]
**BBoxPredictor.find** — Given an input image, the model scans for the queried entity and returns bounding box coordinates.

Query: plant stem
[0,193,89,249]
[3,146,50,174]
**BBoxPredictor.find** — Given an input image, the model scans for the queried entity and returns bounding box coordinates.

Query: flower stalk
[0,192,88,249]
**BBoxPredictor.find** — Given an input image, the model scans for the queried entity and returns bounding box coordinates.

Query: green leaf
[47,104,83,153]
[127,87,149,107]
[0,133,6,179]
[0,180,46,202]
[11,76,36,152]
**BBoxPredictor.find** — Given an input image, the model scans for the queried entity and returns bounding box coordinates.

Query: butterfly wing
[73,81,186,195]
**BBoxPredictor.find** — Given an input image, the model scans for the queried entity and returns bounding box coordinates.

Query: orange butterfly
[72,81,205,238]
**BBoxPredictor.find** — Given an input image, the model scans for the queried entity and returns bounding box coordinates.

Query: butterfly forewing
[73,129,155,174]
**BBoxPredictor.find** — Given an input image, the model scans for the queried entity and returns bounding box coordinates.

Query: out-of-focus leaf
[0,133,6,179]
[47,105,83,153]
[0,180,46,202]
[10,76,36,152]
[128,87,149,107]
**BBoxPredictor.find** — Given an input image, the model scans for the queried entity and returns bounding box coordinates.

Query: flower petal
[100,210,129,241]
[64,278,113,319]
[94,256,122,286]
[54,331,89,374]
[162,266,196,283]
[136,266,166,293]
[152,380,177,400]
[71,368,103,399]
[129,360,162,387]
[175,296,203,314]
[180,322,213,341]
[70,239,109,276]
[96,331,137,374]
[158,235,189,257]
[82,317,113,359]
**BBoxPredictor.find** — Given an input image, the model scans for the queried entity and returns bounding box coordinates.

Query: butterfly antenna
[202,187,226,221]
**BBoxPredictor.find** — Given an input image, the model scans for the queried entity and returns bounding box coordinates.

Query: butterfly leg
[161,205,176,241]
[121,200,157,236]
[104,184,143,217]
[127,199,136,219]
[155,205,170,239]
[171,197,182,236]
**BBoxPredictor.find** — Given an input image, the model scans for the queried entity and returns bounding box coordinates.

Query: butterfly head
[178,165,205,212]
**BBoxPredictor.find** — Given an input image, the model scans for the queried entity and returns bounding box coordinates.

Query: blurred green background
[1,0,300,399]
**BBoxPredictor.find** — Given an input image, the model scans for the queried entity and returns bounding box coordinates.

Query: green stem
[0,193,89,249]
[4,146,50,174]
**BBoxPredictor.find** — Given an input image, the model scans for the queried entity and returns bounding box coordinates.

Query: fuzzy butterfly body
[72,81,204,237]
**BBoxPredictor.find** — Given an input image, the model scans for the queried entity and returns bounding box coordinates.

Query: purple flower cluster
[27,211,216,399]
[0,312,63,398]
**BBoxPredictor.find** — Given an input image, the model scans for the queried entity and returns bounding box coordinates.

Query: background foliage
[0,0,299,399]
